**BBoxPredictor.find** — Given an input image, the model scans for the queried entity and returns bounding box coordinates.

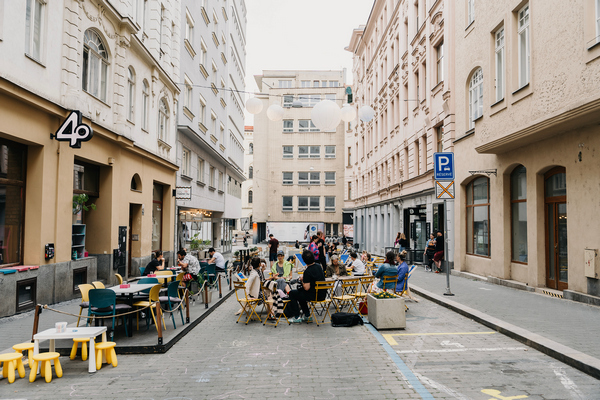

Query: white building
[241,125,254,232]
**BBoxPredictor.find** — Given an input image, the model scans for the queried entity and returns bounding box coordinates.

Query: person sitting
[395,251,410,293]
[361,251,371,264]
[177,249,200,278]
[287,250,325,323]
[270,250,293,290]
[325,254,348,279]
[143,250,165,276]
[207,247,226,271]
[375,251,398,290]
[347,252,366,276]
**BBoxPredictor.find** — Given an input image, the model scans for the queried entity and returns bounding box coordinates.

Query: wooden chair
[233,281,261,324]
[332,278,360,313]
[353,276,374,316]
[76,283,95,327]
[307,281,335,326]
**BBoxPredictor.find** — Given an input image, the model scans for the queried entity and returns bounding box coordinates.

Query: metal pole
[443,198,454,296]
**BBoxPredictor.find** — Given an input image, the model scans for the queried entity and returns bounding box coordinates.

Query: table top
[34,326,107,340]
[108,283,156,294]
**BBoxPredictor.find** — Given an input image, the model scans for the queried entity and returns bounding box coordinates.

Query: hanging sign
[175,186,192,200]
[51,111,93,148]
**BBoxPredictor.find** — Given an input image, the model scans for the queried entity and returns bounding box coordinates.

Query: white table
[33,326,107,373]
[108,284,156,337]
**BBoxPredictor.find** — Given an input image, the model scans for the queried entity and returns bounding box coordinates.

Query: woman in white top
[347,252,366,276]
[244,257,275,319]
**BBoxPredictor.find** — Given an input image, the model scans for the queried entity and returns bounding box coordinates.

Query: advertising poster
[343,224,354,238]
[266,222,325,242]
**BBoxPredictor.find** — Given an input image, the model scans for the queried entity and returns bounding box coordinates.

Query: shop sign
[51,111,93,148]
[175,186,192,200]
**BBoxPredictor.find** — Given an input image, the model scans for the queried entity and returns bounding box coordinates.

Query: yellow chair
[92,281,105,289]
[76,283,95,327]
[353,276,375,316]
[95,342,118,370]
[12,342,35,367]
[70,338,91,361]
[0,353,25,383]
[307,281,335,326]
[233,281,261,324]
[133,284,166,332]
[115,273,123,284]
[260,282,290,328]
[382,275,399,293]
[29,352,62,383]
[155,270,175,284]
[332,278,360,313]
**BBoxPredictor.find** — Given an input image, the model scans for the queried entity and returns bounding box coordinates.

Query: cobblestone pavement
[3,290,600,399]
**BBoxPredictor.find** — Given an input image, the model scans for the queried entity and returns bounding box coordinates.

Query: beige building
[453,0,600,297]
[346,0,455,261]
[252,70,346,243]
[241,125,254,231]
[0,0,180,317]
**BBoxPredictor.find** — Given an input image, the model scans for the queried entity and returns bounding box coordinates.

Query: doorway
[128,204,142,277]
[545,167,567,290]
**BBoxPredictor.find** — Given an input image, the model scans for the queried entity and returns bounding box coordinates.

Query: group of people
[423,231,444,273]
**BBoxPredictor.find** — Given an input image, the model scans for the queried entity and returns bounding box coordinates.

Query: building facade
[241,125,253,232]
[175,0,246,254]
[346,0,456,262]
[0,0,180,317]
[252,70,346,243]
[453,0,600,297]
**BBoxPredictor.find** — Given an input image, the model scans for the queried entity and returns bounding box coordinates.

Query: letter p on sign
[434,152,455,180]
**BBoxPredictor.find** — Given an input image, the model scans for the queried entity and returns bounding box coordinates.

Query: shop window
[466,177,490,256]
[73,160,99,225]
[152,183,163,251]
[0,140,26,266]
[16,278,36,312]
[73,267,87,293]
[511,166,527,263]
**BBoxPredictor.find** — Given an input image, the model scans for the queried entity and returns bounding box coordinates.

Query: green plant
[190,233,202,251]
[372,291,398,299]
[73,194,96,215]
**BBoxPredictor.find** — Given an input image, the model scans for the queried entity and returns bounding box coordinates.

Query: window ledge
[453,129,475,144]
[197,180,206,187]
[466,253,491,259]
[183,107,195,121]
[25,53,46,68]
[512,83,530,96]
[218,190,224,194]
[130,189,142,193]
[282,210,293,213]
[587,39,600,51]
[208,186,216,191]
[181,174,193,181]
[184,39,196,58]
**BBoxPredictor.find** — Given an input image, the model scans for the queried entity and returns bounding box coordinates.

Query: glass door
[545,167,567,290]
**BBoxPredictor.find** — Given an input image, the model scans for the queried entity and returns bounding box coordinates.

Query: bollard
[31,304,42,342]
[156,303,163,345]
[218,274,222,298]
[185,290,190,323]
[228,269,232,290]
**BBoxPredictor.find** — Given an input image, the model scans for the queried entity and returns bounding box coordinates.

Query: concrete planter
[366,294,406,330]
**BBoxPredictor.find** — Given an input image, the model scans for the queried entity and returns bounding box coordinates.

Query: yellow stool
[0,353,25,383]
[95,342,118,370]
[29,352,62,383]
[12,342,35,366]
[70,338,91,361]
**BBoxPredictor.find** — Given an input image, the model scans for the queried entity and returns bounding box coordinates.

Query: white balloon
[311,100,341,131]
[358,105,375,122]
[340,105,357,122]
[245,97,263,114]
[266,104,284,121]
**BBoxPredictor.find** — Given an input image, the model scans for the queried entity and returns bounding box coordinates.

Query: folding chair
[261,282,290,328]
[353,276,374,317]
[307,281,335,326]
[332,278,360,313]
[233,281,261,324]
[294,253,306,272]
[400,265,419,302]
[340,254,349,265]
[382,275,399,293]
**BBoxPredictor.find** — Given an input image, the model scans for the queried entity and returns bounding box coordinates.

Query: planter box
[366,294,406,330]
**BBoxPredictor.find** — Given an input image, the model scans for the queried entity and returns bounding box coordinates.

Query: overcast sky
[244,0,375,125]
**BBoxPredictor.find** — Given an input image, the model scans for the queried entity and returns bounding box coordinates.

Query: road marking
[414,372,472,400]
[481,389,528,399]
[440,340,464,348]
[551,363,586,399]
[383,331,495,345]
[397,346,527,354]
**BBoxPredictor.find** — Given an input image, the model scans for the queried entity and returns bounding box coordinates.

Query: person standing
[287,250,325,323]
[316,230,327,271]
[341,234,347,246]
[267,234,279,267]
[395,233,408,251]
[308,235,320,265]
[424,234,436,272]
[295,240,300,249]
[433,231,444,273]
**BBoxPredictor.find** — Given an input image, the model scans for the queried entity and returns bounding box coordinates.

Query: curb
[410,284,600,380]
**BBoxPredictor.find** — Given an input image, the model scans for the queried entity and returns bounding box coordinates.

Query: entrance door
[545,167,567,290]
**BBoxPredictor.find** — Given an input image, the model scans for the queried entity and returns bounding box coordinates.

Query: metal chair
[133,284,166,332]
[115,273,123,285]
[159,280,185,329]
[233,281,261,324]
[332,278,360,313]
[87,289,132,340]
[76,283,95,327]
[307,281,335,326]
[382,275,399,292]
[353,276,375,317]
[92,281,105,289]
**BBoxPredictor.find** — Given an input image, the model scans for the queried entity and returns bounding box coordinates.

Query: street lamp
[310,99,341,131]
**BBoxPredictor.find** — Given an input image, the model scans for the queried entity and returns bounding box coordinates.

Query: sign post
[434,153,455,297]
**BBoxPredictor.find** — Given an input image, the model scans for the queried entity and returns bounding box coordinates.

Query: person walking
[395,233,408,251]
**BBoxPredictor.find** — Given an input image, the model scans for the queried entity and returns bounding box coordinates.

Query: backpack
[331,312,364,327]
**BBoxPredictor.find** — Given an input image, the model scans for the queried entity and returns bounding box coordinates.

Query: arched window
[248,190,253,204]
[248,166,253,179]
[142,80,149,131]
[511,165,527,262]
[83,29,109,102]
[127,67,135,122]
[158,98,169,141]
[130,173,142,191]
[466,176,490,256]
[469,68,483,129]
[249,142,254,154]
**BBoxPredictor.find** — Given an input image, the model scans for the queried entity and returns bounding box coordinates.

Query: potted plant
[366,291,406,330]
[73,194,96,215]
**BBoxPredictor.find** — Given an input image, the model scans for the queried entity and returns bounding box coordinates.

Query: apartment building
[176,0,247,254]
[252,70,346,243]
[453,0,600,297]
[241,125,253,232]
[0,0,180,316]
[346,0,455,262]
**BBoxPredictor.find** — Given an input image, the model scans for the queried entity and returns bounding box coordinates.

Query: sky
[243,0,375,125]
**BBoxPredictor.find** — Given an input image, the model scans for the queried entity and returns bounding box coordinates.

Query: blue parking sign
[434,153,454,180]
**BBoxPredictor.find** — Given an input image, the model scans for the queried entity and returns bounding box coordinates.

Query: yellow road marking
[482,389,528,399]
[382,331,496,346]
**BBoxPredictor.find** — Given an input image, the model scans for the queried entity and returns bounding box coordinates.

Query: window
[142,80,149,130]
[298,172,309,185]
[159,6,164,50]
[200,39,208,69]
[325,146,336,159]
[182,148,191,176]
[16,278,36,312]
[309,172,320,185]
[209,165,215,187]
[495,27,505,102]
[282,196,293,211]
[219,171,224,191]
[436,42,444,84]
[82,30,109,102]
[184,76,193,111]
[466,177,490,256]
[309,146,320,158]
[298,146,308,159]
[199,95,206,125]
[347,147,351,166]
[152,183,163,251]
[198,157,205,182]
[329,81,339,87]
[348,182,352,200]
[324,94,336,102]
[211,113,217,135]
[467,0,475,25]
[325,172,336,185]
[325,197,335,212]
[297,95,321,107]
[511,166,527,263]
[158,98,169,141]
[248,142,254,154]
[313,80,319,87]
[518,4,530,88]
[436,125,443,153]
[298,196,320,211]
[282,172,293,185]
[25,0,44,60]
[185,10,194,47]
[211,62,218,87]
[278,80,292,88]
[248,190,253,204]
[469,68,483,129]
[0,140,26,266]
[248,166,253,179]
[283,120,293,132]
[299,120,319,132]
[301,80,310,87]
[283,95,293,107]
[282,146,293,159]
[127,67,135,122]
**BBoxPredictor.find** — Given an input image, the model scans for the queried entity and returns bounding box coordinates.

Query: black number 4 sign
[51,111,93,148]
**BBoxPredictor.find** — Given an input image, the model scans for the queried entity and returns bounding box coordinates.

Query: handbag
[332,312,364,327]
[358,301,368,315]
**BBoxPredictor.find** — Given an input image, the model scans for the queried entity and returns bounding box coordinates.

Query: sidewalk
[409,266,600,378]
